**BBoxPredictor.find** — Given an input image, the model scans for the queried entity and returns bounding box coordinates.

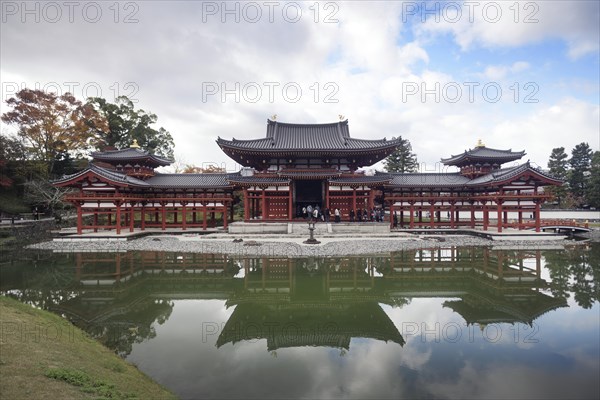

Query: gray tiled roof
[146,173,236,188]
[217,119,401,151]
[383,163,562,189]
[385,172,471,187]
[441,146,525,166]
[52,164,149,187]
[227,176,290,185]
[91,148,172,166]
[329,175,392,185]
[468,162,561,185]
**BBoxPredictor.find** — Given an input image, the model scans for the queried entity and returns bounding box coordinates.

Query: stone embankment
[27,234,569,257]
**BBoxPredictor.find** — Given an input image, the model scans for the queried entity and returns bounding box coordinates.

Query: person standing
[334,208,340,223]
[324,208,330,222]
[349,209,355,222]
[313,207,318,222]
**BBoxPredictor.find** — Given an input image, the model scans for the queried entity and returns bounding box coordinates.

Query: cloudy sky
[1,0,598,172]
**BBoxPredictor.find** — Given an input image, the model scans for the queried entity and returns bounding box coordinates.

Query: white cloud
[0,1,597,172]
[415,1,599,59]
[483,61,530,80]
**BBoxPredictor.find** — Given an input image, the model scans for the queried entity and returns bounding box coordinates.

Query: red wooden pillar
[261,189,267,220]
[116,202,121,235]
[518,211,523,230]
[409,203,415,228]
[429,201,434,228]
[535,201,541,232]
[496,201,503,233]
[141,204,146,231]
[450,202,455,228]
[192,205,197,225]
[223,204,228,229]
[483,202,488,231]
[182,202,187,231]
[76,203,83,234]
[93,211,98,233]
[352,188,357,213]
[389,204,394,229]
[161,202,166,231]
[470,202,475,228]
[244,188,249,221]
[324,182,329,209]
[203,204,207,230]
[129,203,135,232]
[288,185,293,221]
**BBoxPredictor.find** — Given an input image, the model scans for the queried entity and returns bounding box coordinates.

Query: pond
[1,244,599,399]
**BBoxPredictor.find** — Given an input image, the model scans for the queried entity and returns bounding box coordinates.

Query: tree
[384,137,418,172]
[546,147,569,207]
[23,179,71,213]
[586,151,600,208]
[0,134,26,188]
[548,147,569,179]
[568,142,593,203]
[88,96,175,159]
[1,89,107,177]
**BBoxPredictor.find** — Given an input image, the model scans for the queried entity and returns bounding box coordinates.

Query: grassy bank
[0,296,177,399]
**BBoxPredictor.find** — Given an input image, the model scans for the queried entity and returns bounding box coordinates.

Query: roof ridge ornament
[130,139,141,149]
[476,138,485,148]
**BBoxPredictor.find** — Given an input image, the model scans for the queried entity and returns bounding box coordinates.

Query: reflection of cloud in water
[125,296,599,399]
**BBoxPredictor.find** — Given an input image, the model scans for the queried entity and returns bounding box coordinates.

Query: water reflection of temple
[1,248,568,354]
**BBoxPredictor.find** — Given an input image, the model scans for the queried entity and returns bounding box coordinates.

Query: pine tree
[586,151,600,208]
[568,142,593,202]
[546,147,569,206]
[384,137,418,173]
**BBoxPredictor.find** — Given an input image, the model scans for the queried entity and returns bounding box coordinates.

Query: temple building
[217,119,400,221]
[384,140,562,232]
[53,118,562,234]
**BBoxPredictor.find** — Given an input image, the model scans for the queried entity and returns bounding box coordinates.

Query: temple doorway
[294,180,324,217]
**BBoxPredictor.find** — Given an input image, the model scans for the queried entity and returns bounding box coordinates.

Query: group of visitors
[301,205,384,223]
[302,205,331,222]
[348,208,385,222]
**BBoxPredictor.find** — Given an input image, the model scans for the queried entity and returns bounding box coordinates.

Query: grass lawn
[0,296,177,399]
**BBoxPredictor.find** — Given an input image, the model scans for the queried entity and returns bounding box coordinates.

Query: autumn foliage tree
[1,89,108,177]
[182,164,225,173]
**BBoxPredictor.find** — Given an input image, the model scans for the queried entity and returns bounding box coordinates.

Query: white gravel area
[27,234,569,257]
